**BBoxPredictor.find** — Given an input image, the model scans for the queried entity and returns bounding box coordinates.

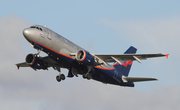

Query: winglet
[165,54,169,59]
[16,64,20,70]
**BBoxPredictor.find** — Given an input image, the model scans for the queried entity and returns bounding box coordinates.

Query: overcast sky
[0,0,180,110]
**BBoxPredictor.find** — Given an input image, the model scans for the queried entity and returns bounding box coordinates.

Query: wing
[16,56,61,70]
[94,53,169,63]
[16,62,29,69]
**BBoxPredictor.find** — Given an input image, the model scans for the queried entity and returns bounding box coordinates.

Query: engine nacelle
[75,50,95,65]
[26,54,47,69]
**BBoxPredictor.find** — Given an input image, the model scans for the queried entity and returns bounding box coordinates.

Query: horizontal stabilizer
[122,76,157,82]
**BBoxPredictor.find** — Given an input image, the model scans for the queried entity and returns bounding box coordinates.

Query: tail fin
[113,46,137,76]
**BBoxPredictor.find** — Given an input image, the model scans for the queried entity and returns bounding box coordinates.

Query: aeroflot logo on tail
[121,61,133,67]
[113,61,133,67]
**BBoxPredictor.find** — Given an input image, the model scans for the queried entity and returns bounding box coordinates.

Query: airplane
[16,25,169,87]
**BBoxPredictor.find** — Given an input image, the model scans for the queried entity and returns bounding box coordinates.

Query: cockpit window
[30,26,43,31]
[30,26,36,28]
[36,27,39,30]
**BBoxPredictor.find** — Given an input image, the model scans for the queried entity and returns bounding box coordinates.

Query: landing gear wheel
[60,74,65,80]
[82,74,86,79]
[82,74,92,80]
[56,75,61,82]
[87,74,92,80]
[56,74,65,82]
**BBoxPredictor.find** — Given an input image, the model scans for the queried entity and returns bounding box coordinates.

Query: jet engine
[26,54,48,69]
[75,50,95,65]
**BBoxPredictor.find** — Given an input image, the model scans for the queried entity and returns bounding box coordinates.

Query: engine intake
[76,50,95,65]
[26,54,36,65]
[26,54,47,69]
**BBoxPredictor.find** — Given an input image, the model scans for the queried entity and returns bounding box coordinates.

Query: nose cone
[23,28,32,41]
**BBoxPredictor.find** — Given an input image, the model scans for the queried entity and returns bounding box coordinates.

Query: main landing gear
[55,66,65,82]
[82,74,92,80]
[82,66,92,80]
[56,74,65,82]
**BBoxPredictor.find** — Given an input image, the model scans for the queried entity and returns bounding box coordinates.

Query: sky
[0,0,180,110]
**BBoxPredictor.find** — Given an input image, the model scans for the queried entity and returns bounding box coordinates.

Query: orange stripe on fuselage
[31,41,115,71]
[94,66,115,70]
[31,41,73,59]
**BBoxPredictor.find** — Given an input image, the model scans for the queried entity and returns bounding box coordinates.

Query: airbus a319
[16,25,169,87]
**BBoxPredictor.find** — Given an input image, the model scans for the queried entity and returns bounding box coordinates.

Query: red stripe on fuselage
[30,41,73,59]
[30,41,115,71]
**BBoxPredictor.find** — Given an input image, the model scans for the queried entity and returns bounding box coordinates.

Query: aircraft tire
[56,75,61,82]
[87,74,92,80]
[60,74,65,80]
[82,74,86,79]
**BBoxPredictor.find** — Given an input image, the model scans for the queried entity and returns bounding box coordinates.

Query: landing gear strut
[55,66,65,82]
[35,48,42,57]
[82,66,92,80]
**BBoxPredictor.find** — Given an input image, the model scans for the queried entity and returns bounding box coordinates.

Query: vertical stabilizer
[113,46,137,76]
